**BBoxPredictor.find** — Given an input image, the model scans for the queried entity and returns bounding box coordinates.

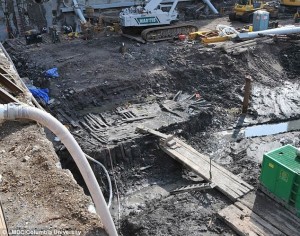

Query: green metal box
[260,144,300,216]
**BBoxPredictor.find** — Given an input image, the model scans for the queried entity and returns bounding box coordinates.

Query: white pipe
[85,154,113,209]
[0,103,118,236]
[169,0,179,16]
[72,0,87,24]
[237,26,300,39]
[202,0,218,14]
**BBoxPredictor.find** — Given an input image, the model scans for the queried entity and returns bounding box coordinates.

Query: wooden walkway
[218,191,300,236]
[136,126,300,235]
[137,126,254,201]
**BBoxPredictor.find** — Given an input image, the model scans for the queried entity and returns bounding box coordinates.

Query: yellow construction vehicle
[281,0,300,8]
[278,0,300,14]
[229,0,279,23]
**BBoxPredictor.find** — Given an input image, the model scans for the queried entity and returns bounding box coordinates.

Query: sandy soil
[0,121,107,235]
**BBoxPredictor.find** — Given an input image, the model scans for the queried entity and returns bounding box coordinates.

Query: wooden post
[242,75,252,114]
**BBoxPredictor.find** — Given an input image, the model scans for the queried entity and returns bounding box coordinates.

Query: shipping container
[260,144,300,216]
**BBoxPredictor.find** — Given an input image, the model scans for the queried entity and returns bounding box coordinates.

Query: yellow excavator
[229,0,279,23]
[281,0,300,8]
[280,0,300,22]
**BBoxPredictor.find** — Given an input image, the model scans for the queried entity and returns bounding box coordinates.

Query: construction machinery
[281,0,300,7]
[119,0,200,41]
[229,0,279,23]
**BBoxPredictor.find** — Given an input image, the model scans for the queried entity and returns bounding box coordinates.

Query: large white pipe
[72,0,87,24]
[202,0,218,14]
[0,103,117,236]
[237,26,300,39]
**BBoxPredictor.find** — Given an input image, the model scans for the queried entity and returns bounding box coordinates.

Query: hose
[107,147,121,230]
[0,103,118,236]
[85,154,113,209]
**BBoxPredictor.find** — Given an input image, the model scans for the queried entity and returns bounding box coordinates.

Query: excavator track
[141,24,198,42]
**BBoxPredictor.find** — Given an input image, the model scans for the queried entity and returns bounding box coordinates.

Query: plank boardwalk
[160,137,254,201]
[136,126,254,201]
[218,201,283,236]
[218,191,300,236]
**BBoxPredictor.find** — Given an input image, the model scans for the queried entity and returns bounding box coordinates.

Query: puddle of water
[245,119,300,138]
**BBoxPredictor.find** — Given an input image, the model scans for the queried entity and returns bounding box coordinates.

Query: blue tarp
[45,68,59,78]
[29,88,49,104]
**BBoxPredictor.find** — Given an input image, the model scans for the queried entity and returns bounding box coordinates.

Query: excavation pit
[4,17,300,235]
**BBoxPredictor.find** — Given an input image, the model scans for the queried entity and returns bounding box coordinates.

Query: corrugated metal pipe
[237,25,300,39]
[202,0,219,14]
[0,103,118,236]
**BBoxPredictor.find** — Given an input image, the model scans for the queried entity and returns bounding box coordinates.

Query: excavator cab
[235,0,263,11]
[230,0,257,22]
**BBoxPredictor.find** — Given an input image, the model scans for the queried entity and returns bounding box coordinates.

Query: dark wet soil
[5,18,300,235]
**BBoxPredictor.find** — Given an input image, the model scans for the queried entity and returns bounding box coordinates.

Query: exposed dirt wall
[0,121,107,235]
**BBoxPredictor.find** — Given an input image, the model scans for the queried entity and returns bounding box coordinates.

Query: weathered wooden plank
[137,127,253,201]
[165,145,248,196]
[218,203,284,236]
[239,191,300,235]
[174,138,252,193]
[177,138,253,190]
[162,145,245,201]
[136,125,169,139]
[162,140,253,197]
[0,73,24,94]
[0,87,21,103]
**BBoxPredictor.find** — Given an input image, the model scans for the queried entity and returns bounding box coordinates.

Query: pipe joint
[6,103,19,120]
[0,103,26,120]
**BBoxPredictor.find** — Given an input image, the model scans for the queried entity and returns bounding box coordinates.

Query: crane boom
[145,0,164,11]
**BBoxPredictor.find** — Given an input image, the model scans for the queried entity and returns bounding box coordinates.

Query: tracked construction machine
[119,0,198,41]
[229,0,279,22]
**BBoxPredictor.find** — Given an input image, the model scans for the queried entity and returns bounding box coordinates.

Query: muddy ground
[5,16,300,235]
